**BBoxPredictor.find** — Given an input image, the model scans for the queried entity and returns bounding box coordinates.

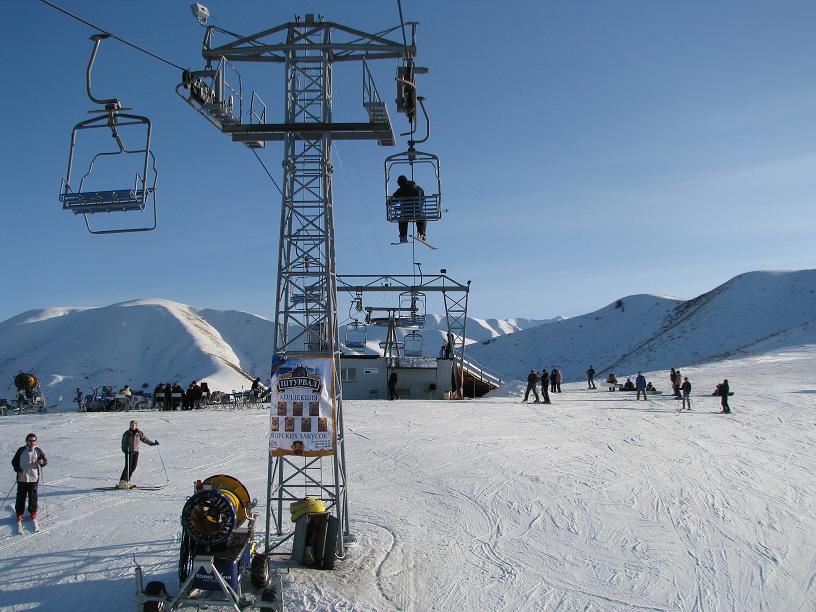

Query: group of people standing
[525,365,733,414]
[522,368,562,403]
[153,381,210,410]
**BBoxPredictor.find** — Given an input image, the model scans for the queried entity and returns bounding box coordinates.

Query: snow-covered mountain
[3,269,813,403]
[469,269,816,382]
[0,300,547,403]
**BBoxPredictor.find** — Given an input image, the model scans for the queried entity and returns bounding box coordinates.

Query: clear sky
[3,1,815,323]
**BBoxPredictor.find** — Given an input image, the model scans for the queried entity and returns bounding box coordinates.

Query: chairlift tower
[182,14,414,557]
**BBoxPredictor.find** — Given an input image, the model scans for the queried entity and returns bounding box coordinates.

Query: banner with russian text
[269,355,336,457]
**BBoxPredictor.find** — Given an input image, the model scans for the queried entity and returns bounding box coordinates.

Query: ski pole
[1,480,15,510]
[156,445,170,485]
[39,465,48,518]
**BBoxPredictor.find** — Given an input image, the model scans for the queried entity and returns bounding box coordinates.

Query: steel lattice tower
[189,14,412,556]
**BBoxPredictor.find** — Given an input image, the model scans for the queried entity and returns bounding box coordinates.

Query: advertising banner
[269,355,336,457]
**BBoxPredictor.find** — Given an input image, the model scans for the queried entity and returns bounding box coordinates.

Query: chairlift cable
[249,148,284,197]
[37,0,185,71]
[396,0,409,60]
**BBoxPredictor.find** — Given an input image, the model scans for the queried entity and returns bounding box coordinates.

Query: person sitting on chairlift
[393,175,426,243]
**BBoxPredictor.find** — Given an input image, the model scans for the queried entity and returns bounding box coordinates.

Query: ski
[94,483,167,491]
[413,235,437,250]
[390,240,410,246]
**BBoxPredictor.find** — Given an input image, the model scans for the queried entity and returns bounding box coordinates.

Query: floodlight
[191,3,210,25]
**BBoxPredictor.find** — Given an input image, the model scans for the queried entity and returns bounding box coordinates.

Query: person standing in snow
[554,368,563,393]
[635,371,647,400]
[74,388,85,412]
[673,369,683,399]
[540,369,551,404]
[523,369,540,403]
[719,379,731,414]
[669,368,677,397]
[680,377,692,410]
[388,371,399,400]
[118,420,159,489]
[586,366,596,389]
[550,368,558,393]
[12,433,47,533]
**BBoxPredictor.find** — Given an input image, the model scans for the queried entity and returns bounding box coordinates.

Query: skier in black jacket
[540,369,551,404]
[719,379,731,413]
[11,433,47,533]
[523,370,540,403]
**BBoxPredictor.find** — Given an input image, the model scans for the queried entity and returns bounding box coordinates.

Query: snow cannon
[181,474,251,547]
[14,372,38,393]
[137,474,281,611]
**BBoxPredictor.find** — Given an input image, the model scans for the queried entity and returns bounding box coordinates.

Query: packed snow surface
[1,346,815,610]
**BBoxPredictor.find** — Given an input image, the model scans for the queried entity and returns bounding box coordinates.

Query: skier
[540,368,551,404]
[554,368,563,393]
[586,366,596,389]
[673,369,683,399]
[388,372,399,400]
[74,387,85,412]
[719,379,731,414]
[392,175,427,242]
[635,371,647,400]
[522,369,540,403]
[622,378,635,391]
[680,377,692,411]
[11,433,47,534]
[118,420,159,489]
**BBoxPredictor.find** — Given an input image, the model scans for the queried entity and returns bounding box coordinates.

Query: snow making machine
[135,474,283,611]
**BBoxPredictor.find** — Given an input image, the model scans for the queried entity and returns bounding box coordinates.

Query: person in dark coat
[719,379,731,413]
[523,369,540,402]
[388,372,399,400]
[586,366,596,389]
[171,383,184,410]
[550,368,558,393]
[153,383,165,410]
[681,377,692,411]
[118,420,159,488]
[164,383,173,410]
[12,433,47,533]
[540,368,551,404]
[250,377,262,401]
[392,175,427,242]
[635,371,647,400]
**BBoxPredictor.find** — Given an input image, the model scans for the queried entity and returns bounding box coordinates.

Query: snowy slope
[0,346,815,610]
[470,269,816,382]
[0,299,253,403]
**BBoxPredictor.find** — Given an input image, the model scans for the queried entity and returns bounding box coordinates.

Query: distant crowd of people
[523,364,733,414]
[71,377,268,412]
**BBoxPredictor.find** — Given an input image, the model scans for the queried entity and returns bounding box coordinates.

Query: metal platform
[60,188,154,214]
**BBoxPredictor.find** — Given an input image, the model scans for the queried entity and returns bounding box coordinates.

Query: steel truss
[195,15,412,558]
[337,274,470,395]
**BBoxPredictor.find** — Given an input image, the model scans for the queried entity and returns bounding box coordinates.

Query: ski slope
[1,345,815,610]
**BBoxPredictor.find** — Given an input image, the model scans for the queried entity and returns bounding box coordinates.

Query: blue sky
[3,1,815,323]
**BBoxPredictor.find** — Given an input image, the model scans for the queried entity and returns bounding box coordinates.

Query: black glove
[154,440,160,446]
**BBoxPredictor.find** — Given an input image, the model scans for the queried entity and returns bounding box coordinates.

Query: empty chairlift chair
[58,34,158,234]
[403,330,423,357]
[344,321,368,349]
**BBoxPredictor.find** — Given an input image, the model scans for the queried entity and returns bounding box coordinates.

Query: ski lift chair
[385,148,442,230]
[58,34,157,234]
[403,330,423,357]
[344,321,368,349]
[398,291,426,328]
